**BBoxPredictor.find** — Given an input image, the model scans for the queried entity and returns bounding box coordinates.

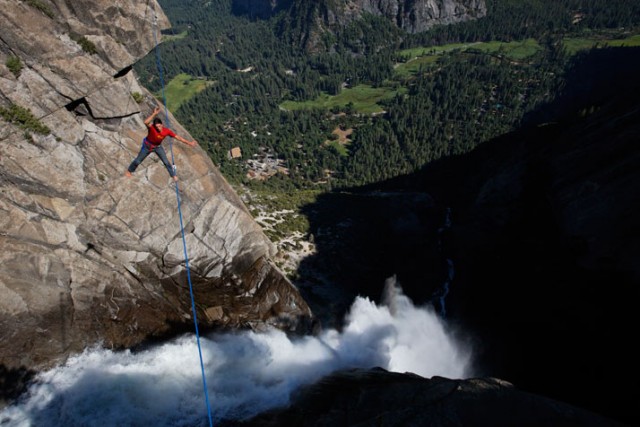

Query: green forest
[135,0,640,194]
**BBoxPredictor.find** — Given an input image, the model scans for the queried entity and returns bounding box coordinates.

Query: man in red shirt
[125,106,198,182]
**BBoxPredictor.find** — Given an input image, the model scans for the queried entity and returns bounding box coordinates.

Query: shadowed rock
[230,368,627,427]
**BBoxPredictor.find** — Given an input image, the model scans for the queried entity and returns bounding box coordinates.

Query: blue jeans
[127,139,175,177]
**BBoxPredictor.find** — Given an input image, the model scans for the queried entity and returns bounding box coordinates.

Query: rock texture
[338,0,487,33]
[230,368,627,427]
[0,0,311,378]
[233,0,486,35]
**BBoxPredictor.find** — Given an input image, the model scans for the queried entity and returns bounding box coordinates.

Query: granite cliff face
[233,0,487,34]
[334,0,486,33]
[0,0,311,376]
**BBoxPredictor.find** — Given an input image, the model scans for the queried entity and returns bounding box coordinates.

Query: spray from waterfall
[0,284,472,426]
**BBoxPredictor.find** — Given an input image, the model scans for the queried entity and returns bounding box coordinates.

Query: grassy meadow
[160,73,213,111]
[162,30,188,42]
[281,84,404,114]
[563,33,640,54]
[160,33,639,116]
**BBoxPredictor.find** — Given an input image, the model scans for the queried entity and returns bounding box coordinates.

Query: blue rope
[151,13,214,427]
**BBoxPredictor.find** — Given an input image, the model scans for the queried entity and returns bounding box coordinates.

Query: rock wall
[0,0,311,374]
[234,0,486,32]
[341,0,487,33]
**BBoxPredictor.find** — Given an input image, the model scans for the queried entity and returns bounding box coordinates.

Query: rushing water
[0,284,472,427]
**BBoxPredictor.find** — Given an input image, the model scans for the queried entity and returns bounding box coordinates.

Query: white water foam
[0,285,472,426]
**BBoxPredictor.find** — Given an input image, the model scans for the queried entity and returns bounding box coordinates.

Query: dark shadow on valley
[295,46,640,426]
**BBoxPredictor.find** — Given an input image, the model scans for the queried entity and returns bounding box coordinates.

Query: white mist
[0,284,472,426]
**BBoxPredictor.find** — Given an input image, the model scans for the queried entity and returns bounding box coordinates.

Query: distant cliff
[234,0,486,30]
[233,0,487,41]
[329,0,486,33]
[0,0,311,378]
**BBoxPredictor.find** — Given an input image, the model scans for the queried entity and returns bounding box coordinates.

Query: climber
[125,106,197,182]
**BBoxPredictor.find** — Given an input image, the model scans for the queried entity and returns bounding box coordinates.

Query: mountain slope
[232,0,486,50]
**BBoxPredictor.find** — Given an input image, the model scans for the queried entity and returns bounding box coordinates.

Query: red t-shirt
[145,124,176,146]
